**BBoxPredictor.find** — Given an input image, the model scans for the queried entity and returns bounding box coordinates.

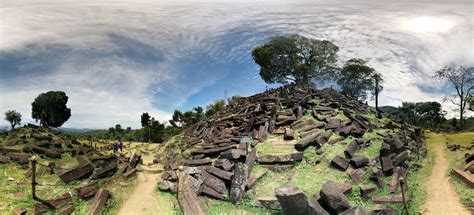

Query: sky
[0,0,473,129]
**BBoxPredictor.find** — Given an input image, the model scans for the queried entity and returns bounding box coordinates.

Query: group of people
[113,140,123,153]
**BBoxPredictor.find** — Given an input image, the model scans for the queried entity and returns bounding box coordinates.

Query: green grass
[208,192,280,215]
[255,139,296,155]
[154,190,182,215]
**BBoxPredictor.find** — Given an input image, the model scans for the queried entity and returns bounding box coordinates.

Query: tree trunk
[375,78,380,118]
[460,98,463,130]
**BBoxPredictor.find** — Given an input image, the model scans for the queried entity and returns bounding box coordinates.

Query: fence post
[399,177,409,215]
[31,156,37,200]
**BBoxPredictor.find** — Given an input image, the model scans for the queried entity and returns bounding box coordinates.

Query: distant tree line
[380,101,474,131]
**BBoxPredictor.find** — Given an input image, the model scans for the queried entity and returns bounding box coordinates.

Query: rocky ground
[0,126,150,214]
[154,84,429,214]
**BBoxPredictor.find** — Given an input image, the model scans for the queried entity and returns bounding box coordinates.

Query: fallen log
[87,189,110,215]
[330,155,349,171]
[389,167,401,193]
[34,192,72,214]
[344,140,358,159]
[129,151,142,169]
[57,160,93,184]
[205,166,233,181]
[451,168,474,188]
[177,171,207,215]
[294,131,322,151]
[76,182,99,200]
[201,171,226,194]
[372,195,408,204]
[90,161,117,179]
[183,157,212,166]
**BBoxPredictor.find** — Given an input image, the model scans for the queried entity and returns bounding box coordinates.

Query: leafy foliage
[337,58,383,101]
[4,110,22,129]
[252,35,339,85]
[205,99,225,117]
[140,112,151,127]
[31,91,71,127]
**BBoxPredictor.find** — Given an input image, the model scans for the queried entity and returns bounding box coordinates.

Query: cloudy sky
[0,0,473,129]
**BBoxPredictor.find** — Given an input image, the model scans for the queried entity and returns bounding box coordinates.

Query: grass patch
[256,139,296,155]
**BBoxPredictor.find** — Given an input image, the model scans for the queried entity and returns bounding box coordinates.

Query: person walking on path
[119,140,123,152]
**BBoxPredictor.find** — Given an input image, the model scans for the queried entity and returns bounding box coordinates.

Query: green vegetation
[252,35,339,86]
[4,110,22,129]
[31,91,71,127]
[336,58,383,103]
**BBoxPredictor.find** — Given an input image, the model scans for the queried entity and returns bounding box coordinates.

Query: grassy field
[437,132,474,209]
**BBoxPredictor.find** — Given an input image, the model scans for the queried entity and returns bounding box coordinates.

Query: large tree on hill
[141,112,151,127]
[4,110,22,129]
[252,35,339,86]
[31,91,71,127]
[435,66,473,130]
[337,58,382,101]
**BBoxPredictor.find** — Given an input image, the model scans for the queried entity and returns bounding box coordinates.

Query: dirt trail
[117,172,161,215]
[424,136,469,215]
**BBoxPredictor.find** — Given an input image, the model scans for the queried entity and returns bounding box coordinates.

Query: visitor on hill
[113,142,118,153]
[119,140,123,152]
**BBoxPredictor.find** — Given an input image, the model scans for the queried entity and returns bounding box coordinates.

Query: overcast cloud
[0,1,472,128]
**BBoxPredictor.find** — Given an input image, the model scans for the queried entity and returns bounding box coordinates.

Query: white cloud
[0,2,472,128]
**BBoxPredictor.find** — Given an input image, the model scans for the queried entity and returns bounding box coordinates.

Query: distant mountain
[379,105,399,115]
[57,127,94,133]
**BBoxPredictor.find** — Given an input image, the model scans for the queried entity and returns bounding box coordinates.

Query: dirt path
[424,136,469,215]
[117,172,161,215]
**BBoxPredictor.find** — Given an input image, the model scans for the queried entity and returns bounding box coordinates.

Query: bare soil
[117,172,161,215]
[424,139,469,215]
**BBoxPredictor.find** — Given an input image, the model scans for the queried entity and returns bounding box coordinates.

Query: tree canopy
[141,112,151,127]
[4,110,22,129]
[252,35,339,86]
[31,91,71,127]
[337,58,382,101]
[435,66,473,130]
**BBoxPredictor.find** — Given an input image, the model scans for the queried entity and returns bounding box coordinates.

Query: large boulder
[275,184,311,215]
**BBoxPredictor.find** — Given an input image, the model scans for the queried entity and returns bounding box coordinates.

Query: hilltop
[155,84,427,214]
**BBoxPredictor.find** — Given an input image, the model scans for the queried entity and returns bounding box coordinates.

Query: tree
[205,99,226,117]
[141,112,151,127]
[227,95,242,104]
[193,106,204,123]
[252,35,339,86]
[4,110,22,129]
[31,91,71,127]
[169,110,183,127]
[435,66,473,130]
[108,127,115,140]
[371,72,384,115]
[337,58,379,101]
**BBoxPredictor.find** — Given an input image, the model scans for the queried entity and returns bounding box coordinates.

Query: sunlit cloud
[0,1,472,128]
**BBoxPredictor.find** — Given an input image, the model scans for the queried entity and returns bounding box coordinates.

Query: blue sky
[0,0,473,128]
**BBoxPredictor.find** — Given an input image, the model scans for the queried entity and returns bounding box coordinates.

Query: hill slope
[156,84,427,214]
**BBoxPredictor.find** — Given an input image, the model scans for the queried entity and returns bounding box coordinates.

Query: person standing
[119,140,123,152]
